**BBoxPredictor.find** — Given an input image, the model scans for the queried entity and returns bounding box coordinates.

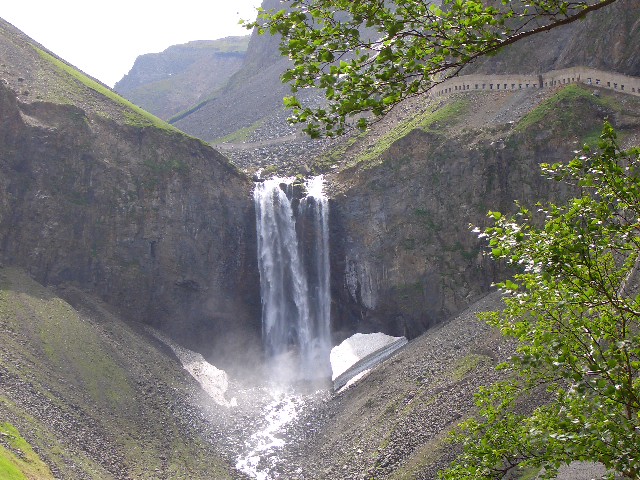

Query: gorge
[1,1,640,479]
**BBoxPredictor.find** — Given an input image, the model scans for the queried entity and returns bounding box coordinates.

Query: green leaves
[443,124,640,478]
[245,0,616,137]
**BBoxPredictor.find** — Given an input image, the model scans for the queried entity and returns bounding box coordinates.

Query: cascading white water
[254,177,312,365]
[297,176,331,377]
[253,175,331,380]
[236,176,331,479]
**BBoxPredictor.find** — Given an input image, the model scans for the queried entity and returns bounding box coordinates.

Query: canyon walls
[327,86,640,342]
[0,19,261,368]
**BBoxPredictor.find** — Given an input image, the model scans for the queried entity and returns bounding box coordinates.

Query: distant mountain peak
[114,35,250,120]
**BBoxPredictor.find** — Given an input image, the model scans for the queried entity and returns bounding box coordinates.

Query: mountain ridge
[115,36,250,120]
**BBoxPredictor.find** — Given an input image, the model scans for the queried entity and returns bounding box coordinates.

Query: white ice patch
[330,332,402,380]
[338,369,372,392]
[330,332,407,390]
[148,328,236,407]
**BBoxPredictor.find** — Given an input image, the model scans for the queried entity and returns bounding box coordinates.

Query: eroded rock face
[327,89,640,342]
[0,72,261,369]
[463,0,640,76]
[328,130,508,341]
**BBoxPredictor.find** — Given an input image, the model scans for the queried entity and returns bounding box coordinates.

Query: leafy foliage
[440,123,640,479]
[245,0,617,137]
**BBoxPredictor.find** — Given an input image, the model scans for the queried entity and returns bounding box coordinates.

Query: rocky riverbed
[244,292,511,480]
[0,268,622,479]
[232,291,618,480]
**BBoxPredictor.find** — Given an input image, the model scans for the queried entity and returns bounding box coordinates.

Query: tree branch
[471,0,619,62]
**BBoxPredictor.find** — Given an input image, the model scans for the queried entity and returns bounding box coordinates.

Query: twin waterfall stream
[236,176,332,479]
[254,176,332,380]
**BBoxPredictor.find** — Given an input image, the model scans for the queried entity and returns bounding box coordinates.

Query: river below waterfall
[146,175,337,479]
[234,385,329,480]
[229,175,334,479]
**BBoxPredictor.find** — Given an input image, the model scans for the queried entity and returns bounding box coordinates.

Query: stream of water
[237,175,332,479]
[234,387,303,479]
[253,176,331,381]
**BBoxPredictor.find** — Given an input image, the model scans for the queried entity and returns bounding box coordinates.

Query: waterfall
[254,176,331,381]
[298,176,331,376]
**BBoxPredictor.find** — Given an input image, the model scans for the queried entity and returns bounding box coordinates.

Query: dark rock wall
[327,89,640,342]
[0,82,261,368]
[464,0,640,76]
[327,132,515,341]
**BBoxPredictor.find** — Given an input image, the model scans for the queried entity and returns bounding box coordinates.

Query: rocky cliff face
[464,0,640,76]
[167,0,334,169]
[326,85,640,342]
[114,37,249,120]
[170,4,298,145]
[0,18,261,368]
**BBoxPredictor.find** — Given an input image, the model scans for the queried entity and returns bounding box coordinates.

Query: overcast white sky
[0,1,263,87]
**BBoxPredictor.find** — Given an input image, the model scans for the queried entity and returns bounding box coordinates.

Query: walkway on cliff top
[435,66,640,98]
[221,66,640,151]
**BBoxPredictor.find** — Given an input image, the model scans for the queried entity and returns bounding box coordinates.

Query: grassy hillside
[115,37,250,120]
[0,422,54,480]
[0,267,241,479]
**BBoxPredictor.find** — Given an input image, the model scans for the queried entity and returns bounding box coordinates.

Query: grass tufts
[353,98,469,168]
[33,46,180,133]
[516,84,619,133]
[0,422,54,480]
[212,119,265,144]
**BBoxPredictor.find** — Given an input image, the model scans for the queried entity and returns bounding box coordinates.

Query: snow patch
[148,328,236,407]
[330,332,407,388]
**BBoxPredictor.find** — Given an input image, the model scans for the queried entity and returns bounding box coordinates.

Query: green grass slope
[0,422,54,480]
[0,267,240,479]
[0,18,207,143]
[33,47,179,133]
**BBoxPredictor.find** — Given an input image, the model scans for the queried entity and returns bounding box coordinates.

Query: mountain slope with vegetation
[126,0,638,172]
[115,36,249,120]
[170,1,301,145]
[0,17,262,370]
[0,266,242,479]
